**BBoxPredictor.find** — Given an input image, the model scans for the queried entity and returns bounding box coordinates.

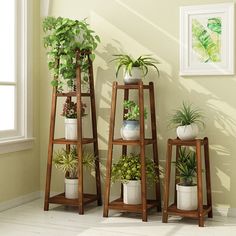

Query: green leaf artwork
[192,17,221,63]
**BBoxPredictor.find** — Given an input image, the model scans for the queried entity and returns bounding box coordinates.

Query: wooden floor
[0,199,236,236]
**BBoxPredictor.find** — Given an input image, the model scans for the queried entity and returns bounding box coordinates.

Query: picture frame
[180,3,234,76]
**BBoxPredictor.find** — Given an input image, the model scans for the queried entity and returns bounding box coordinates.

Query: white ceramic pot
[65,178,78,199]
[120,120,140,140]
[176,123,199,140]
[176,184,197,210]
[65,118,77,140]
[123,180,141,204]
[124,67,143,84]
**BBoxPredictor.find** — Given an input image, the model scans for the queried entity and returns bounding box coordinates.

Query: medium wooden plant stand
[103,81,161,222]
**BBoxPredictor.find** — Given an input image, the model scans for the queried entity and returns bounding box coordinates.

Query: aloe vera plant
[174,147,197,186]
[192,17,221,63]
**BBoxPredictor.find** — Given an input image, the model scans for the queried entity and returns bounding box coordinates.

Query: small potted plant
[120,100,147,140]
[111,54,160,84]
[43,16,100,91]
[168,102,204,140]
[61,98,87,140]
[111,153,158,204]
[53,147,96,199]
[174,147,197,210]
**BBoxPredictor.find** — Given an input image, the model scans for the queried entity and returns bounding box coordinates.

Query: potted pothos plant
[120,100,147,140]
[42,16,100,91]
[173,147,197,210]
[61,98,87,140]
[53,147,96,199]
[111,153,159,204]
[168,102,204,140]
[111,54,160,84]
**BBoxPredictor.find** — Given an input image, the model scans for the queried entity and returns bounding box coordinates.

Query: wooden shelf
[53,138,96,145]
[116,84,151,90]
[49,193,98,206]
[167,204,212,218]
[108,198,158,213]
[112,138,156,145]
[168,138,206,146]
[56,92,91,97]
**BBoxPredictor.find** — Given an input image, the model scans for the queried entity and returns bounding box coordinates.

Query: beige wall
[0,0,40,203]
[39,0,236,209]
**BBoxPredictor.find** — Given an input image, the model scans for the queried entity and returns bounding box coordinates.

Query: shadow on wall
[90,3,236,208]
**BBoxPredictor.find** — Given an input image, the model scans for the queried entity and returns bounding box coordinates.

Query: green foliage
[111,54,160,78]
[42,16,100,89]
[53,147,96,179]
[207,18,221,34]
[168,102,204,128]
[123,100,147,121]
[111,153,159,183]
[173,147,197,186]
[192,18,221,63]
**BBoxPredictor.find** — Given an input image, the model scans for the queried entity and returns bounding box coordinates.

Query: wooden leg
[44,87,57,211]
[88,59,102,206]
[76,62,84,215]
[139,82,147,222]
[149,82,161,211]
[174,145,180,205]
[121,88,129,199]
[162,140,172,223]
[103,82,117,217]
[204,137,213,218]
[196,140,204,227]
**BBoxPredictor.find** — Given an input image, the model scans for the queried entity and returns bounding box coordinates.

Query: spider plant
[111,54,160,78]
[168,102,204,128]
[53,147,96,179]
[174,147,197,186]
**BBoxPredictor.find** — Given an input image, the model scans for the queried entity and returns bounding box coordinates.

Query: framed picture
[180,3,234,76]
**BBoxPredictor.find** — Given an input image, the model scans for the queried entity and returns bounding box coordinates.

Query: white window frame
[0,0,34,154]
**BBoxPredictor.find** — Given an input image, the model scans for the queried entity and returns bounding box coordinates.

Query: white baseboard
[213,207,236,217]
[0,191,40,212]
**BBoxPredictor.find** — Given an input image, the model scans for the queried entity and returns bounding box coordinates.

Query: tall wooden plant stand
[162,137,213,227]
[103,81,161,222]
[44,50,102,214]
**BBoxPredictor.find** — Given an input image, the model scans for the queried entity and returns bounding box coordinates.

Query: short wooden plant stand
[103,81,161,222]
[44,50,102,214]
[162,137,213,227]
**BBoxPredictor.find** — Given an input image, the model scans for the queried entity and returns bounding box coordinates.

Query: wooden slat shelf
[108,198,158,213]
[56,92,91,97]
[52,138,96,145]
[116,84,151,90]
[112,138,156,145]
[49,193,98,206]
[167,204,212,218]
[168,138,206,146]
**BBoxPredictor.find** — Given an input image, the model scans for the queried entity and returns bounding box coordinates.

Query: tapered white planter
[123,180,141,204]
[124,67,143,84]
[177,184,197,210]
[65,118,77,140]
[176,123,199,140]
[65,178,78,199]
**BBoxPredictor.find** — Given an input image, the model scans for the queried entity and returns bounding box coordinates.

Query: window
[0,0,34,153]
